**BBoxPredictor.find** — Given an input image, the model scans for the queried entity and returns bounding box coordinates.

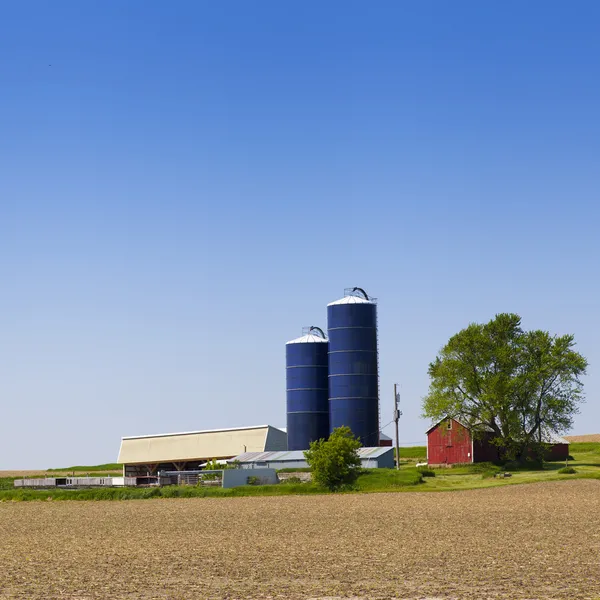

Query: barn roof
[118,425,287,464]
[540,432,570,445]
[232,447,391,463]
[425,418,493,435]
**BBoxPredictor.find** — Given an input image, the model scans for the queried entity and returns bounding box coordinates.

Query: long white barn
[118,425,287,476]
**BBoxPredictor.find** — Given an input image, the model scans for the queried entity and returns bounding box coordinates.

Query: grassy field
[2,442,599,501]
[396,445,426,460]
[0,468,423,501]
[47,462,122,473]
[1,479,598,599]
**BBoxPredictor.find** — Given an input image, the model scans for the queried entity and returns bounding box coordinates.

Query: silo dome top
[327,295,375,306]
[286,326,328,344]
[286,333,329,344]
[328,287,376,306]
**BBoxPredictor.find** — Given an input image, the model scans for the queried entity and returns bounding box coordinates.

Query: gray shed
[231,446,394,470]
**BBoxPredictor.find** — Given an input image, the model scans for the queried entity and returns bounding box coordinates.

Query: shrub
[304,426,361,491]
[246,476,261,485]
[417,466,435,477]
[280,476,303,484]
[503,460,520,472]
[558,466,577,474]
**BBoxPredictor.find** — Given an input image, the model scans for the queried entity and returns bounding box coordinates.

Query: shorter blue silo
[286,327,330,451]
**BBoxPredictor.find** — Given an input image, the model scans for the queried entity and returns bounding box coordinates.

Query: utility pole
[394,383,402,469]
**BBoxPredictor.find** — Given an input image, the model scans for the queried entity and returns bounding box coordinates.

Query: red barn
[426,418,570,465]
[426,418,498,465]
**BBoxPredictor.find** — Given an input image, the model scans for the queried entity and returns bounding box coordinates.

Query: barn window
[446,420,453,430]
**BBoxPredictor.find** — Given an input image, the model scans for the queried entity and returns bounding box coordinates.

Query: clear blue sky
[1,2,598,468]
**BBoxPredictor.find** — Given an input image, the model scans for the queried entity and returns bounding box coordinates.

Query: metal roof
[122,424,280,441]
[541,432,570,445]
[232,447,393,463]
[327,295,375,306]
[286,334,329,345]
[425,418,494,435]
[118,425,288,465]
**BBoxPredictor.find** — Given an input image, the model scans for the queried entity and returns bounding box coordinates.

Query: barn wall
[473,434,501,463]
[545,443,570,461]
[427,420,473,465]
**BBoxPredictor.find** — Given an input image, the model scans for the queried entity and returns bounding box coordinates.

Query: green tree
[304,426,362,491]
[423,313,587,461]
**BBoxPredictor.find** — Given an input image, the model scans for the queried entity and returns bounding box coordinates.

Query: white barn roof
[118,425,287,465]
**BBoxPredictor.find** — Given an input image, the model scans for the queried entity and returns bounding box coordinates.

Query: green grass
[4,442,598,501]
[355,468,423,491]
[0,469,424,502]
[47,463,122,472]
[569,442,600,455]
[396,446,427,459]
[414,442,600,492]
[0,477,16,490]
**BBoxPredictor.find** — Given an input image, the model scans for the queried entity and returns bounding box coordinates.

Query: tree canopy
[304,426,362,491]
[422,313,587,460]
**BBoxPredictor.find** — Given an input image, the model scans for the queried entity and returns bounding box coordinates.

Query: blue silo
[286,326,330,451]
[327,288,379,447]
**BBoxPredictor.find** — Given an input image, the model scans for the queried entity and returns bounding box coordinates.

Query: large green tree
[422,313,587,460]
[304,426,362,491]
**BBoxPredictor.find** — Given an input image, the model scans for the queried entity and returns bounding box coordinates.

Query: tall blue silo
[286,326,330,450]
[327,287,379,447]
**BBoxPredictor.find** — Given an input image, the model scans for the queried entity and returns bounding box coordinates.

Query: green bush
[417,466,435,477]
[304,426,362,491]
[558,466,577,474]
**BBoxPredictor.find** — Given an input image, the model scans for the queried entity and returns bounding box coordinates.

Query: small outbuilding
[379,432,393,447]
[426,418,570,465]
[232,446,395,470]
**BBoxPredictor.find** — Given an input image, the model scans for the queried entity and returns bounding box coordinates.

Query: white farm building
[118,425,287,476]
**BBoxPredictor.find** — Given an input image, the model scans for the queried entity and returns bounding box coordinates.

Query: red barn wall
[427,420,473,465]
[545,443,569,461]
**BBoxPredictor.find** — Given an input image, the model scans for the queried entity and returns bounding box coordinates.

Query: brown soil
[564,434,600,443]
[1,480,599,599]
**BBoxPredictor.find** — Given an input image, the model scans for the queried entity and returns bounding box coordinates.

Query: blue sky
[1,2,598,468]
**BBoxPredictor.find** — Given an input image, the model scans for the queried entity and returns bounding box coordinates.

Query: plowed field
[1,480,599,599]
[565,434,600,443]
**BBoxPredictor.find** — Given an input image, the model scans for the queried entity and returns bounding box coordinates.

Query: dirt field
[565,434,600,443]
[1,480,599,600]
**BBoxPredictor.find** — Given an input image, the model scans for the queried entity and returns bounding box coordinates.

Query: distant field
[565,433,600,443]
[47,463,122,473]
[0,464,122,479]
[1,480,598,599]
[396,445,426,459]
